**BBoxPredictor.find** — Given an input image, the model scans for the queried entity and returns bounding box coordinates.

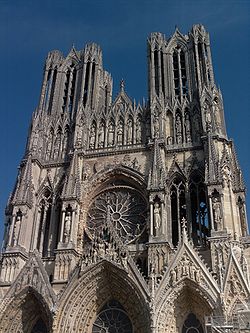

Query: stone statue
[108,122,114,146]
[136,120,142,143]
[185,114,191,142]
[62,133,68,154]
[127,119,133,144]
[53,134,61,159]
[13,214,21,246]
[46,132,53,159]
[89,125,96,149]
[32,132,39,151]
[98,123,105,147]
[212,197,222,230]
[154,203,161,235]
[117,121,123,145]
[64,211,72,243]
[193,116,200,142]
[175,114,182,144]
[170,269,177,285]
[205,108,212,126]
[154,116,160,138]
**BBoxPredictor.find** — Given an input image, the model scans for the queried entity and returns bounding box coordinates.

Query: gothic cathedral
[0,24,250,333]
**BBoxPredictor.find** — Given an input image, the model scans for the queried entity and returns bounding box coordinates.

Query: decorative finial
[120,79,125,92]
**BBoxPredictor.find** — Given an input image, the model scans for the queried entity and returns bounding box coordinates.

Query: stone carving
[13,214,22,247]
[108,121,115,146]
[153,115,160,138]
[127,118,133,144]
[136,119,142,143]
[175,114,182,144]
[212,197,222,230]
[117,120,123,145]
[98,123,105,148]
[154,203,161,235]
[63,210,72,243]
[185,113,191,142]
[1,26,249,333]
[170,254,202,286]
[82,163,91,181]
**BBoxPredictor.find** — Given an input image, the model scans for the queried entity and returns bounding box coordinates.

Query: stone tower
[0,24,249,333]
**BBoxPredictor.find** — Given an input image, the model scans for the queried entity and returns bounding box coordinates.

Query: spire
[148,140,165,191]
[62,150,81,200]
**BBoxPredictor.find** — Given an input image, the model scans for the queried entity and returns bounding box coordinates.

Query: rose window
[92,300,133,333]
[87,187,147,244]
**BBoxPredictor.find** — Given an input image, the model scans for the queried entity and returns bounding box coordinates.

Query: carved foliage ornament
[87,187,147,244]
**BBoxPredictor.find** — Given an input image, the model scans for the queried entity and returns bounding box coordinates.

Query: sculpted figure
[154,203,161,235]
[98,123,105,147]
[127,119,133,144]
[212,197,222,230]
[108,121,114,146]
[117,121,123,145]
[185,114,191,142]
[175,114,182,144]
[64,211,72,243]
[154,116,160,138]
[13,214,22,246]
[170,269,177,285]
[89,125,96,149]
[136,120,142,143]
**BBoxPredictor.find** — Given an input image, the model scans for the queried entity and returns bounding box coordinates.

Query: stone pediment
[4,251,56,309]
[155,228,220,304]
[223,250,250,309]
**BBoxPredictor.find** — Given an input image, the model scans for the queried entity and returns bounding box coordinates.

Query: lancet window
[153,49,165,97]
[92,300,133,333]
[83,59,96,108]
[198,42,206,85]
[44,67,57,113]
[36,189,52,257]
[189,174,209,246]
[173,47,188,98]
[62,64,77,113]
[170,177,186,247]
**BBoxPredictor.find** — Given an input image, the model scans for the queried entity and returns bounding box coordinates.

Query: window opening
[92,300,133,333]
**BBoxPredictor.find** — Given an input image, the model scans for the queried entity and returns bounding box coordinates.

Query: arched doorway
[31,318,48,333]
[92,299,133,333]
[182,313,204,333]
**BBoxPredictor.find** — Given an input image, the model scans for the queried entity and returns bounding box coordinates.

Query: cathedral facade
[0,24,250,333]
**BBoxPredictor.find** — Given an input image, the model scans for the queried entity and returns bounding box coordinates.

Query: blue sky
[0,0,250,241]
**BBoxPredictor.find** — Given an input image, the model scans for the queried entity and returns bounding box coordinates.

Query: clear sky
[0,0,249,241]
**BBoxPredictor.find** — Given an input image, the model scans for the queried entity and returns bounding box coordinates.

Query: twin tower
[0,25,249,333]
